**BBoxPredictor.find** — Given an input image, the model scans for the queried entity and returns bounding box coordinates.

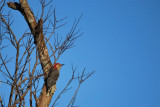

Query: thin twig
[0,96,4,107]
[67,69,95,107]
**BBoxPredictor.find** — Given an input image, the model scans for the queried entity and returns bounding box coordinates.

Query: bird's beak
[61,64,65,66]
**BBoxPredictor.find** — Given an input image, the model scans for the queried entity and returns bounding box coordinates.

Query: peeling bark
[38,85,56,107]
[8,0,56,107]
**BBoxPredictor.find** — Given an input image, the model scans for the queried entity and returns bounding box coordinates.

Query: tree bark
[8,0,56,107]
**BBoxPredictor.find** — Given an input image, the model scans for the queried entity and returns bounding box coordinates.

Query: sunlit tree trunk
[8,1,55,106]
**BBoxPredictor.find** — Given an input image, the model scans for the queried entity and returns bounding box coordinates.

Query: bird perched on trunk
[46,63,64,90]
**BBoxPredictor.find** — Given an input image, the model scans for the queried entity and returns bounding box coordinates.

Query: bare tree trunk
[8,0,55,106]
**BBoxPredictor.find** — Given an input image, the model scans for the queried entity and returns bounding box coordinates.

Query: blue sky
[53,0,160,107]
[1,0,160,107]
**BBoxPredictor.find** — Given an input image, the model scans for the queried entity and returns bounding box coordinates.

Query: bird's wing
[47,70,59,88]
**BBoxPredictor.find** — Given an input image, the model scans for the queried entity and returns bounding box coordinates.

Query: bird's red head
[53,63,64,70]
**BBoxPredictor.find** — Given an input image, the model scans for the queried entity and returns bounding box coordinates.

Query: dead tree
[0,0,94,107]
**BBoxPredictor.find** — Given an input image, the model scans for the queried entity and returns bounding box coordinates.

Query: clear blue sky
[1,0,160,107]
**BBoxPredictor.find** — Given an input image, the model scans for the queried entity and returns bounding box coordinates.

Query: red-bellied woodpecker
[46,63,64,90]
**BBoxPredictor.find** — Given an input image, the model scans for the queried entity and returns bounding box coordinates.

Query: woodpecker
[46,63,64,90]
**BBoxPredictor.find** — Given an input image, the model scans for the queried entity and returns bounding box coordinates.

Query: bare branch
[0,0,6,11]
[0,80,11,86]
[58,14,83,55]
[67,69,95,107]
[52,67,75,106]
[7,2,21,10]
[0,53,13,80]
[67,85,80,107]
[0,14,18,47]
[0,1,93,107]
[0,96,4,107]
